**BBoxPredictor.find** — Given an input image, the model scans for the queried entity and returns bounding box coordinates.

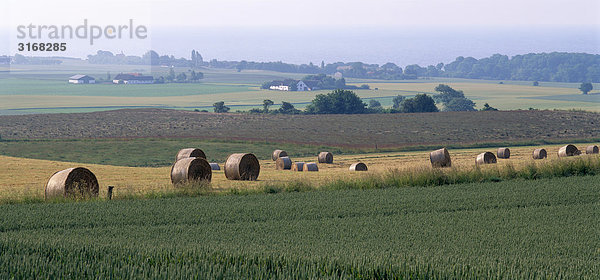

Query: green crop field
[0,78,256,97]
[0,138,351,167]
[1,175,598,278]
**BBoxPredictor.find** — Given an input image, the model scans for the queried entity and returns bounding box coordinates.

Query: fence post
[107,186,114,200]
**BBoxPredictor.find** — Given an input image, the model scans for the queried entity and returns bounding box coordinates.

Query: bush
[305,89,367,114]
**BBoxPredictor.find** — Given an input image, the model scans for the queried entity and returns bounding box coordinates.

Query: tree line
[209,84,487,115]
[85,50,600,83]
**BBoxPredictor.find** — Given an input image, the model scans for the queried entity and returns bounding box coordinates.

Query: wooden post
[107,186,114,200]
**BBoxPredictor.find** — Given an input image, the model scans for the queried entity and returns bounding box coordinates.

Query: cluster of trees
[87,50,198,67]
[441,53,600,83]
[261,74,370,91]
[11,54,61,65]
[432,84,476,111]
[213,85,480,115]
[389,94,438,113]
[156,68,204,83]
[0,56,10,64]
[579,82,594,95]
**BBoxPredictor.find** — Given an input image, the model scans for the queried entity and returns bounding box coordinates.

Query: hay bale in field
[292,162,305,171]
[476,152,497,165]
[176,148,206,162]
[303,162,319,172]
[45,167,99,199]
[532,148,547,159]
[272,149,288,161]
[558,144,579,157]
[586,145,599,154]
[497,148,510,159]
[171,157,212,185]
[209,163,221,171]
[318,152,333,164]
[349,162,368,171]
[275,156,292,170]
[224,153,260,180]
[430,148,451,168]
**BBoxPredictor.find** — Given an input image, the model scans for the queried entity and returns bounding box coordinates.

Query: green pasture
[0,139,352,167]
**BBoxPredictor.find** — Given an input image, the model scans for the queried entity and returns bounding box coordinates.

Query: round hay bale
[586,145,599,154]
[272,149,288,161]
[497,148,510,159]
[171,157,212,185]
[476,152,497,165]
[430,148,451,168]
[45,167,99,199]
[176,148,206,162]
[303,162,319,172]
[224,153,260,180]
[318,152,333,164]
[349,162,368,171]
[558,144,579,157]
[532,148,547,159]
[292,162,305,171]
[275,156,292,170]
[209,163,221,171]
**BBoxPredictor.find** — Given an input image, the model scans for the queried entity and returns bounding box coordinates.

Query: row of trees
[11,54,61,65]
[87,50,198,67]
[212,85,479,114]
[87,50,599,83]
[442,53,599,83]
[159,68,203,83]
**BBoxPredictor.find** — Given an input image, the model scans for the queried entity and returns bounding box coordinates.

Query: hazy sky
[2,0,598,63]
[3,0,599,27]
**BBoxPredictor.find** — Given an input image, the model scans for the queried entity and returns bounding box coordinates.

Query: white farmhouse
[68,75,96,84]
[297,80,320,91]
[269,85,290,91]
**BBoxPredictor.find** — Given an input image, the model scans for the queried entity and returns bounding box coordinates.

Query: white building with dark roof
[113,73,154,84]
[297,80,320,91]
[68,75,95,84]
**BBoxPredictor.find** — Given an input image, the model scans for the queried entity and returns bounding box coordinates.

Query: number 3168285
[18,43,67,52]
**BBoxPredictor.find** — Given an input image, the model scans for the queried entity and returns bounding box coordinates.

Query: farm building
[68,75,96,84]
[297,80,320,91]
[269,84,290,91]
[113,73,154,84]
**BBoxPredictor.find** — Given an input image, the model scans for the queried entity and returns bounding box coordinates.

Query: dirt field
[0,109,598,148]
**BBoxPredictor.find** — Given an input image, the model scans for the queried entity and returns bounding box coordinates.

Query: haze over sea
[1,25,599,66]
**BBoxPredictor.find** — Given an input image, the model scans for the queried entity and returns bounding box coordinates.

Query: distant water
[1,25,599,67]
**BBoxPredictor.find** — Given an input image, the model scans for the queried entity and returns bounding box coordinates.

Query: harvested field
[0,109,599,148]
[1,143,597,202]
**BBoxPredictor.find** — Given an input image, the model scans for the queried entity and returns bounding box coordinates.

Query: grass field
[1,175,598,278]
[0,78,256,97]
[0,139,351,167]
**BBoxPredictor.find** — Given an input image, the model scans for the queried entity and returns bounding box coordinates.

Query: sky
[2,0,599,28]
[1,0,598,64]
